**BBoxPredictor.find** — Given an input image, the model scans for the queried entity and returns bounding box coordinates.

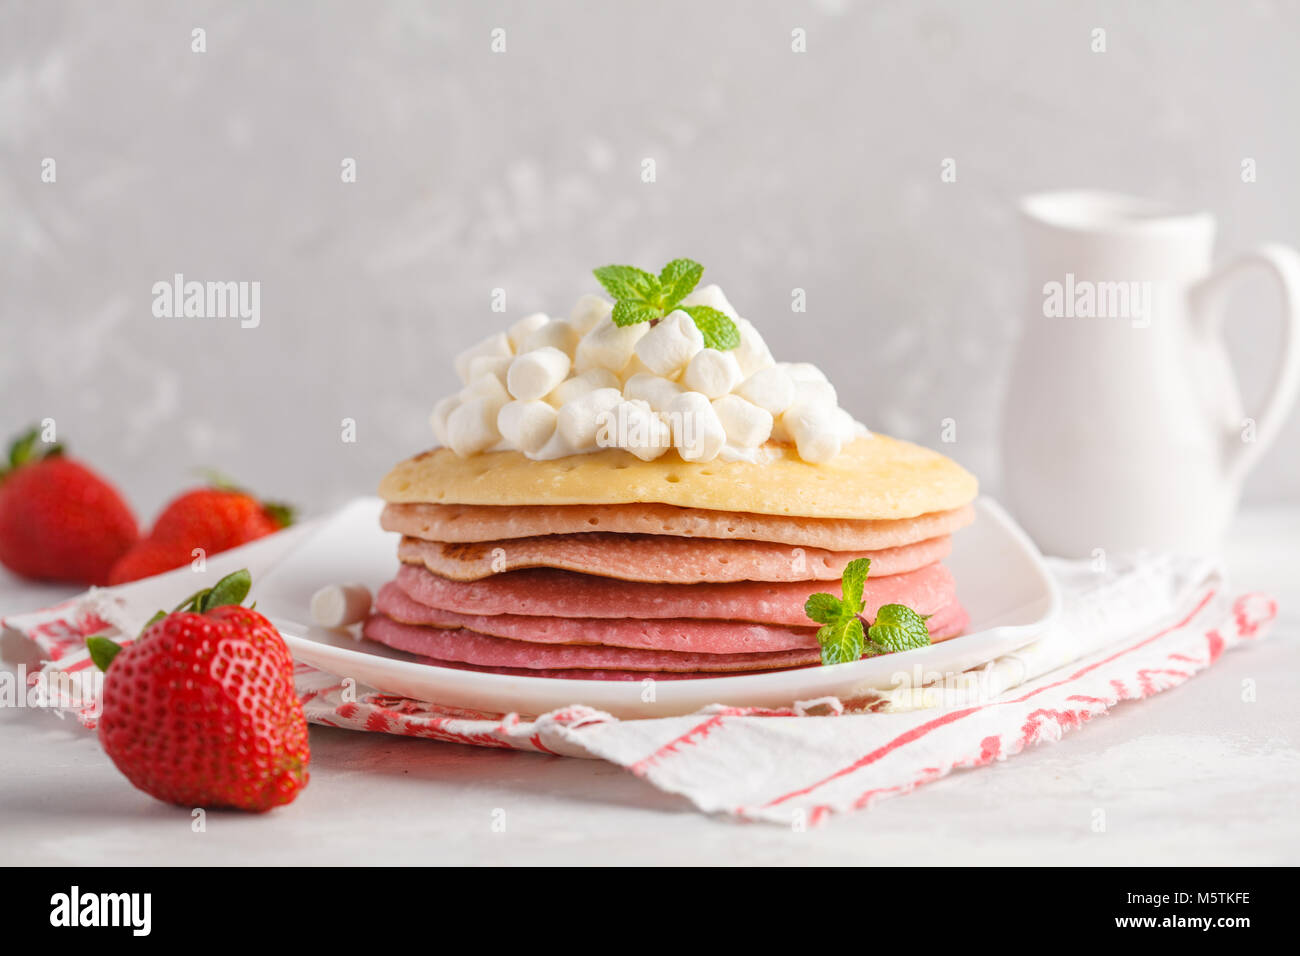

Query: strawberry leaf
[263,502,295,528]
[201,569,252,611]
[3,426,63,477]
[86,635,123,672]
[171,587,212,613]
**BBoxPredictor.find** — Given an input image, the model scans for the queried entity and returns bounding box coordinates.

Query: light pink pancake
[382,501,975,551]
[376,580,968,651]
[393,561,957,627]
[397,532,951,583]
[362,614,821,672]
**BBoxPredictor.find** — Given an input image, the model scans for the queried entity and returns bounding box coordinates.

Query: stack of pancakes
[365,435,978,680]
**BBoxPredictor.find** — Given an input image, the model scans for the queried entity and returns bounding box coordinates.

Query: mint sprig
[592,258,739,350]
[803,558,932,666]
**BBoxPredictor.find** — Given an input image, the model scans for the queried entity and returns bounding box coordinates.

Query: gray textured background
[2,0,1297,524]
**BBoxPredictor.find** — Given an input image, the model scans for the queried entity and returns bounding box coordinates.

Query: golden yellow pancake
[377,436,978,520]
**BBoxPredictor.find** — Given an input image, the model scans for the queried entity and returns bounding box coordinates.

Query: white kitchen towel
[1,512,1277,825]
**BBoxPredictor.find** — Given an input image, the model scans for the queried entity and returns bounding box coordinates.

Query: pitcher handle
[1188,243,1300,484]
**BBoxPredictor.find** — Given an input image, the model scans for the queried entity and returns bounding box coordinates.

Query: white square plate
[256,497,1060,719]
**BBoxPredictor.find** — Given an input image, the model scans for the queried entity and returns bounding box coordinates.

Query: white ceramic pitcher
[1001,190,1300,557]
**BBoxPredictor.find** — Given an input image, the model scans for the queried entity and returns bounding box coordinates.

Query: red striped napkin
[2,521,1276,825]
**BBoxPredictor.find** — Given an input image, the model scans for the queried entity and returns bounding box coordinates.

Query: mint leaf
[681,305,739,350]
[804,591,842,625]
[658,258,703,309]
[593,265,658,302]
[867,604,932,654]
[840,558,871,615]
[611,299,661,328]
[818,617,865,666]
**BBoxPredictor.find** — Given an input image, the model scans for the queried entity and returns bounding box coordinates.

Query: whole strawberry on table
[0,427,138,586]
[109,478,293,584]
[88,569,311,812]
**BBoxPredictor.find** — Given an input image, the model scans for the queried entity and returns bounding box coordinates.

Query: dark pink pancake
[362,613,821,672]
[367,600,970,681]
[376,580,967,651]
[393,561,956,627]
[402,655,792,681]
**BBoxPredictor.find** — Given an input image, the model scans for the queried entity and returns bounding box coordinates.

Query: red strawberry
[108,483,292,585]
[89,569,310,812]
[104,538,193,585]
[0,427,138,586]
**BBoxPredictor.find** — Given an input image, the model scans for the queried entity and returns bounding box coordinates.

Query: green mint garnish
[592,258,739,350]
[804,558,932,666]
[866,604,932,654]
[680,305,740,350]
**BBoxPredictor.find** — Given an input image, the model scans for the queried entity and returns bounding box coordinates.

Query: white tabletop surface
[2,508,1296,867]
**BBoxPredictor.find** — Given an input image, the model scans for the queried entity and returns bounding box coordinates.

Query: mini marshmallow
[531,428,577,460]
[556,387,623,452]
[831,407,859,443]
[683,348,743,399]
[497,399,558,454]
[624,372,685,412]
[446,397,504,456]
[574,320,648,375]
[633,310,704,376]
[569,294,614,334]
[770,411,793,445]
[734,365,796,415]
[781,401,843,463]
[665,391,726,462]
[454,332,512,384]
[618,354,655,384]
[465,354,512,387]
[507,312,551,351]
[520,319,581,356]
[794,379,838,408]
[600,399,670,462]
[784,362,830,384]
[546,368,619,406]
[507,346,571,400]
[578,367,621,390]
[460,373,511,407]
[429,394,459,445]
[310,584,372,629]
[732,318,775,378]
[680,283,739,320]
[712,394,774,448]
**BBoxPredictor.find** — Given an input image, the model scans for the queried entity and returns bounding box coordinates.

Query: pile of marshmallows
[431,285,868,464]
